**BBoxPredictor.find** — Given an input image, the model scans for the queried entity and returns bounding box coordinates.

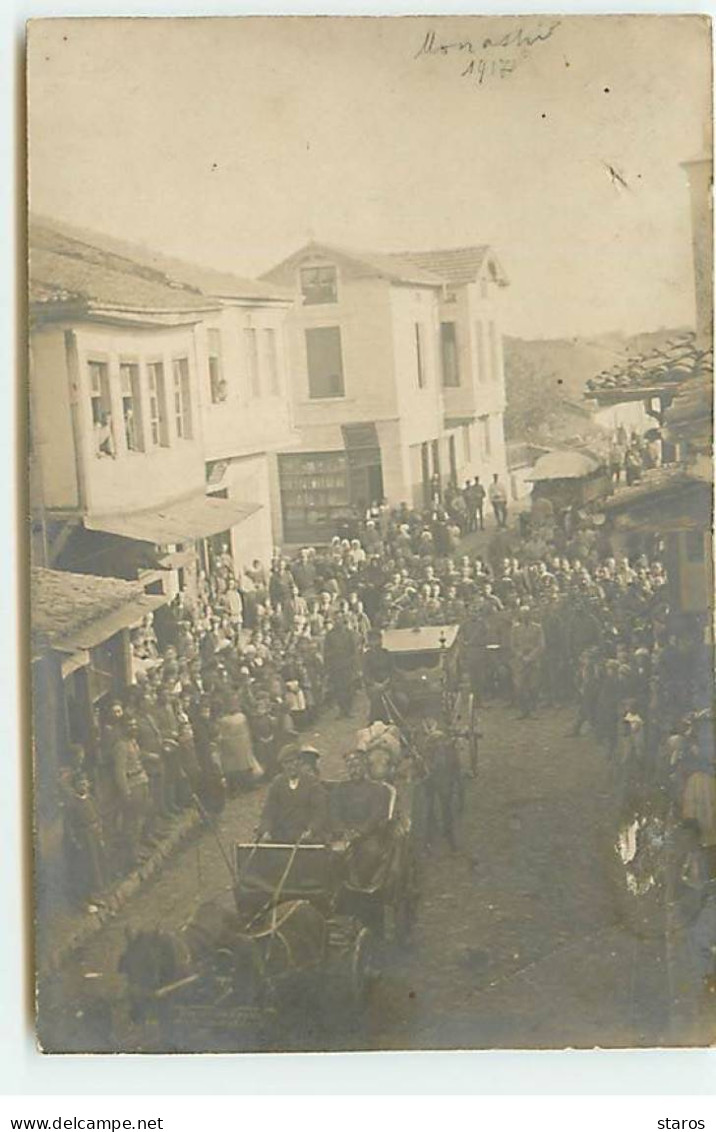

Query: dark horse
[119,897,327,1041]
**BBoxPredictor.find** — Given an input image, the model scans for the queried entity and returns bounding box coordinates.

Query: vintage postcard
[27,15,714,1053]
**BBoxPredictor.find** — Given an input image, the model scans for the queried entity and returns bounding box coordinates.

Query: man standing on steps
[488,473,508,528]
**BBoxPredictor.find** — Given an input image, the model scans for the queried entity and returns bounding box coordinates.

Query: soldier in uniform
[109,715,150,869]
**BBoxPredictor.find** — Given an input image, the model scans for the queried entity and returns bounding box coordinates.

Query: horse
[118,897,328,1032]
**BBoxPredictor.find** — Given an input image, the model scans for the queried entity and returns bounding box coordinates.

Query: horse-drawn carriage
[380,624,480,779]
[118,774,419,1050]
[116,628,474,1048]
[235,769,419,947]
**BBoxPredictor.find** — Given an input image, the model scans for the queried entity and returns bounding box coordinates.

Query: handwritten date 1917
[460,57,516,84]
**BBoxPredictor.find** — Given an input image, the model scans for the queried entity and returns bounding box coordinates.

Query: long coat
[258,773,329,843]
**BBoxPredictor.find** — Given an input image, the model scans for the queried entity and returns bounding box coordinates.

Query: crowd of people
[58,488,715,910]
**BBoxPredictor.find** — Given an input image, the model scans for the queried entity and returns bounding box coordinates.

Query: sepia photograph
[25,14,714,1055]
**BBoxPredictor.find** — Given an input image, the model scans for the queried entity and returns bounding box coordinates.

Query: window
[474,321,485,383]
[172,358,193,439]
[208,329,227,403]
[489,320,500,382]
[88,360,115,458]
[119,362,144,452]
[245,328,260,398]
[415,323,426,389]
[300,265,338,305]
[441,322,460,387]
[462,423,472,463]
[263,328,280,396]
[305,326,345,399]
[479,415,492,458]
[146,362,169,447]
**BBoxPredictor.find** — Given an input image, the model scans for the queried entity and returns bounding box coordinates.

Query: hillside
[503,329,689,443]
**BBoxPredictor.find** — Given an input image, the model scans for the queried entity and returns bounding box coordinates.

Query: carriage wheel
[350,927,377,1009]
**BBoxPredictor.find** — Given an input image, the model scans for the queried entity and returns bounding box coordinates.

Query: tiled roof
[389,246,508,287]
[29,222,220,315]
[29,216,287,310]
[348,249,444,287]
[585,333,713,398]
[261,241,444,288]
[600,467,694,511]
[31,566,145,648]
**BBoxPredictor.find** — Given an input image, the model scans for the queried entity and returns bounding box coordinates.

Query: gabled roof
[261,240,444,288]
[29,215,289,311]
[388,246,509,287]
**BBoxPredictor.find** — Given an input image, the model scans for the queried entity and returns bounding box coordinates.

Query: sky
[27,15,711,339]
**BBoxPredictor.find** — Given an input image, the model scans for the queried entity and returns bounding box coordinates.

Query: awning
[86,493,261,546]
[53,593,169,653]
[444,413,476,429]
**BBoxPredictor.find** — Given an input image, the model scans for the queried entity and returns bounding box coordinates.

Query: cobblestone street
[39,693,715,1053]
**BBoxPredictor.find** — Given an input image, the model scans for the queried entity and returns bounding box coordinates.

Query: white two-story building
[261,241,509,543]
[29,219,294,586]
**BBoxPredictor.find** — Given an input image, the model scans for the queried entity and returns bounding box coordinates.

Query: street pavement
[39,693,715,1052]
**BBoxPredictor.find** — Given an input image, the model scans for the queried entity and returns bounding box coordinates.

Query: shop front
[279,423,384,544]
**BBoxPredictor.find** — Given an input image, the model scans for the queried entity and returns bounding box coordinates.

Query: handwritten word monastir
[414,20,561,84]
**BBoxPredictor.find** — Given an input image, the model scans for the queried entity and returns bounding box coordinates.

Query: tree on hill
[503,348,562,441]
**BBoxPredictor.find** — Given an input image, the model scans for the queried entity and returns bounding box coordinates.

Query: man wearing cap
[297,744,322,780]
[256,744,328,844]
[488,474,508,528]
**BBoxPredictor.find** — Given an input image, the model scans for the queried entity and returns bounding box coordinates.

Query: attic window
[300,266,337,305]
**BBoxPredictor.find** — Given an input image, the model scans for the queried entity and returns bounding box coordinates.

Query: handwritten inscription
[414,20,561,86]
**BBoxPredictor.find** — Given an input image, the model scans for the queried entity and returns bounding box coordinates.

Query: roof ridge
[390,244,491,255]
